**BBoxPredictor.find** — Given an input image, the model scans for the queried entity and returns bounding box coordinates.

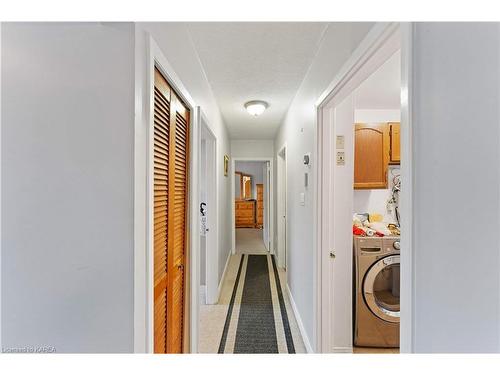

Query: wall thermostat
[336,135,345,149]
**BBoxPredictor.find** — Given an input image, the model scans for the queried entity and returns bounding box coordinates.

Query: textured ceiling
[187,22,329,139]
[354,50,401,109]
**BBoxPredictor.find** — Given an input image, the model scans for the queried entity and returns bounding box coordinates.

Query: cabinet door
[354,123,389,189]
[389,122,400,164]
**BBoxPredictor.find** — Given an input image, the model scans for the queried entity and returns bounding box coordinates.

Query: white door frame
[262,162,271,252]
[231,157,274,255]
[276,144,287,269]
[134,34,200,353]
[314,22,414,353]
[199,111,219,306]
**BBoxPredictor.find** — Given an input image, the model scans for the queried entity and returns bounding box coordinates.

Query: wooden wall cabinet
[354,123,390,189]
[389,122,400,164]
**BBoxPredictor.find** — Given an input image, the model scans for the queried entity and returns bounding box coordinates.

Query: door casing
[230,157,274,255]
[199,114,218,306]
[276,144,287,269]
[314,22,414,353]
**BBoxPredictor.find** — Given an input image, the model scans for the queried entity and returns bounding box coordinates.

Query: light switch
[336,151,345,166]
[336,135,345,149]
[300,192,305,206]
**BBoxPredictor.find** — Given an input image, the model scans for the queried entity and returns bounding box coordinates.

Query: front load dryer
[354,236,400,348]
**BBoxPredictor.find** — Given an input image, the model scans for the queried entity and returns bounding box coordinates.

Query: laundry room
[351,50,401,353]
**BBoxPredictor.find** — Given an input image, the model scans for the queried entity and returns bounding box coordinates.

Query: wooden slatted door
[153,67,190,354]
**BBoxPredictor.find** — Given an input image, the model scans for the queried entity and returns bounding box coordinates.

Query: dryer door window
[363,255,400,323]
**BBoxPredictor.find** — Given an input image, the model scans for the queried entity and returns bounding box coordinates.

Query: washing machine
[354,236,400,348]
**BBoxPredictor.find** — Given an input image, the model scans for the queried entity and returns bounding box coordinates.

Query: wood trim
[389,122,401,165]
[256,184,264,228]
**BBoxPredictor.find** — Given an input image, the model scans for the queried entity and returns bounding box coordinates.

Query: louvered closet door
[153,68,190,354]
[166,86,190,354]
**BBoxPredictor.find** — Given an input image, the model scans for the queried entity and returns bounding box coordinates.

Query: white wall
[354,109,400,123]
[352,166,400,223]
[235,161,265,200]
[231,139,274,158]
[1,23,135,352]
[1,22,232,353]
[135,23,232,284]
[410,23,500,353]
[273,22,374,349]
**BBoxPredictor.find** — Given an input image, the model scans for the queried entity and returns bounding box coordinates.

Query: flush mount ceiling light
[244,100,268,117]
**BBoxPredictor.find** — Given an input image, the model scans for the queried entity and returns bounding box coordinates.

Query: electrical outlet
[336,151,345,166]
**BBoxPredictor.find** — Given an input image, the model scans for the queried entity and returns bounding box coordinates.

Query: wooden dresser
[256,184,263,228]
[235,200,256,228]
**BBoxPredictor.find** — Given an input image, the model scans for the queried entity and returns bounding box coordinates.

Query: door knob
[177,264,184,270]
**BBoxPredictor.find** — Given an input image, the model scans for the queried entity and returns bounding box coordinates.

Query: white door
[263,162,271,251]
[320,94,355,352]
[277,147,287,269]
[200,122,218,305]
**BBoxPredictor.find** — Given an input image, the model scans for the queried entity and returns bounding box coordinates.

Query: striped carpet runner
[218,254,295,354]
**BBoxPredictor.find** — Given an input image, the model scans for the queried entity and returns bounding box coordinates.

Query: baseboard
[199,285,206,302]
[286,284,313,353]
[217,250,231,302]
[333,347,353,353]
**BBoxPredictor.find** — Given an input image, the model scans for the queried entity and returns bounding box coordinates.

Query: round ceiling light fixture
[244,100,268,117]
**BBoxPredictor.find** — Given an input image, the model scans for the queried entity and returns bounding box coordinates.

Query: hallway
[4,17,500,361]
[199,253,306,353]
[235,229,268,254]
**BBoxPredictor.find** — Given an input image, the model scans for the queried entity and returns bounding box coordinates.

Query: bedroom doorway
[231,158,273,255]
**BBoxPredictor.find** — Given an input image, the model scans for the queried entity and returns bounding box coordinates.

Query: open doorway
[315,24,406,353]
[351,49,401,354]
[233,160,270,254]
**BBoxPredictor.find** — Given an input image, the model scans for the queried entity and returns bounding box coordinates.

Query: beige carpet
[235,228,268,254]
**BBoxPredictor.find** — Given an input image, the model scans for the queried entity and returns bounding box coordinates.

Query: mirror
[235,171,253,200]
[242,175,252,199]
